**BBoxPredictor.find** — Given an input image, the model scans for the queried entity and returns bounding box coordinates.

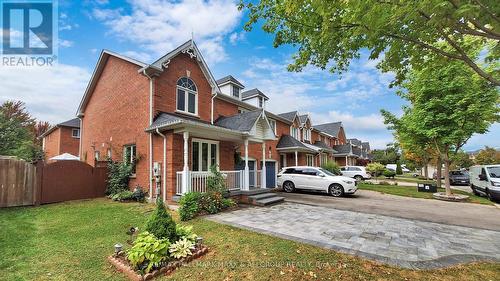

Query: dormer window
[232,86,240,99]
[258,97,263,108]
[176,77,198,115]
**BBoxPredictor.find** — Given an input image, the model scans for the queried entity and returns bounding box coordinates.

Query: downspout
[78,116,83,161]
[156,128,167,202]
[143,69,154,201]
[211,88,218,124]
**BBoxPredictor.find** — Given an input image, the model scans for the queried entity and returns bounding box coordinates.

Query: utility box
[417,183,437,193]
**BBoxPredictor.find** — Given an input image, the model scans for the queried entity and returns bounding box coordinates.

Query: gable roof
[277,111,298,122]
[315,122,342,137]
[276,135,309,150]
[146,112,243,135]
[214,109,263,132]
[145,40,220,94]
[40,118,81,138]
[216,75,244,88]
[361,142,371,150]
[332,144,352,155]
[314,141,336,153]
[77,50,147,116]
[348,138,362,146]
[241,88,269,100]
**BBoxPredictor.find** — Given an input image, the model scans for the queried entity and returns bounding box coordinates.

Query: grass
[358,183,493,205]
[1,199,499,280]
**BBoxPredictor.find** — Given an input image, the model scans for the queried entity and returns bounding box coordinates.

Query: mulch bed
[108,245,209,281]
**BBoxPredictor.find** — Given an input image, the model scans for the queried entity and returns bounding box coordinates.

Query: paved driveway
[281,189,500,231]
[208,202,500,269]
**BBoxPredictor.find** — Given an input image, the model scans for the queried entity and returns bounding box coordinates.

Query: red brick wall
[59,127,80,157]
[153,53,213,122]
[43,129,60,160]
[214,98,239,120]
[81,56,150,190]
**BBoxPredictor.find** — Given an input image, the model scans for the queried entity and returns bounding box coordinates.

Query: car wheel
[354,175,363,182]
[471,185,480,196]
[283,181,295,193]
[329,184,344,197]
[486,189,494,202]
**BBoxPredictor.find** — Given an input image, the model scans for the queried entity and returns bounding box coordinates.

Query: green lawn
[358,183,493,205]
[1,199,499,281]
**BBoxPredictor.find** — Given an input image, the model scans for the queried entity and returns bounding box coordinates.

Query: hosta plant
[169,238,195,259]
[175,225,197,243]
[127,232,170,273]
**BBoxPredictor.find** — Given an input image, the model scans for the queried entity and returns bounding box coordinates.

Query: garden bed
[108,245,208,281]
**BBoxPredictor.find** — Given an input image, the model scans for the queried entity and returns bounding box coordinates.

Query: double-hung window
[269,119,276,135]
[232,86,240,99]
[290,126,299,139]
[192,139,219,171]
[72,128,80,138]
[303,128,311,142]
[124,144,137,175]
[176,77,197,115]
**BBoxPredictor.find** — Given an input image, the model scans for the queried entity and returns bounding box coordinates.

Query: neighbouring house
[74,40,372,202]
[40,118,81,161]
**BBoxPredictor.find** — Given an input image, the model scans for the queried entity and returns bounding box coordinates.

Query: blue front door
[265,162,276,188]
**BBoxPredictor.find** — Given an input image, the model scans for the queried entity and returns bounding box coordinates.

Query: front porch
[175,169,263,195]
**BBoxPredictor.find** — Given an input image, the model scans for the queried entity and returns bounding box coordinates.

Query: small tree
[321,161,341,175]
[475,147,500,165]
[395,161,403,175]
[366,162,385,182]
[106,160,133,195]
[206,165,227,195]
[145,198,177,242]
[451,150,475,169]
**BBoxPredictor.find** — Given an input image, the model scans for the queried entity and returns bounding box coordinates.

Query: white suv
[277,166,357,197]
[340,166,371,181]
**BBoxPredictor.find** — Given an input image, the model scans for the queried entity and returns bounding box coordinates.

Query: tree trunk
[436,158,442,188]
[443,153,452,196]
[423,160,429,179]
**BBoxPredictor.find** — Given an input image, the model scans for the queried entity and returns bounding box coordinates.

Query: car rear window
[284,168,302,174]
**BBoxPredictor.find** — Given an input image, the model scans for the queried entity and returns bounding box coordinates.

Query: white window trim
[306,154,314,166]
[176,80,198,116]
[123,144,137,176]
[191,138,219,171]
[72,128,80,138]
[269,119,277,135]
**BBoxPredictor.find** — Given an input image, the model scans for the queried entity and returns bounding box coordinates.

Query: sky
[0,0,498,150]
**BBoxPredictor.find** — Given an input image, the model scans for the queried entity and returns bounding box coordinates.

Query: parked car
[449,170,470,185]
[386,164,410,173]
[340,166,371,181]
[470,165,500,202]
[277,166,357,197]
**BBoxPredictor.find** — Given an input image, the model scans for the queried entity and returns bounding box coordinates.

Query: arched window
[176,77,197,115]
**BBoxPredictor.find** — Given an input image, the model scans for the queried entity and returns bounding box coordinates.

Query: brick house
[75,40,371,202]
[40,118,81,161]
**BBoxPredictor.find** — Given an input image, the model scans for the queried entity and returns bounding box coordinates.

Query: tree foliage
[474,146,500,164]
[366,162,386,178]
[451,150,475,168]
[0,100,45,161]
[241,0,500,85]
[382,51,499,195]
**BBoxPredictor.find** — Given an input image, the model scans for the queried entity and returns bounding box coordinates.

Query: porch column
[295,150,298,166]
[244,139,249,191]
[181,131,189,194]
[261,142,266,189]
[345,156,348,166]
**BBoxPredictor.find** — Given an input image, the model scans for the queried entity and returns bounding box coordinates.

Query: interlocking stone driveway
[208,202,500,269]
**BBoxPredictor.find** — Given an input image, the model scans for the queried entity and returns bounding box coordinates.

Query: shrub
[175,225,197,243]
[179,192,203,221]
[131,186,146,202]
[379,181,391,185]
[179,191,236,221]
[111,190,134,201]
[168,238,195,259]
[366,162,386,178]
[127,232,170,274]
[206,165,227,195]
[106,160,133,195]
[383,169,396,178]
[321,161,341,175]
[396,161,403,175]
[145,198,177,241]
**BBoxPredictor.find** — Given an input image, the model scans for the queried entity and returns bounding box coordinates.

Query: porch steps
[248,192,285,206]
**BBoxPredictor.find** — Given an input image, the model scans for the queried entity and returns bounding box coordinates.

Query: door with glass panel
[191,140,219,192]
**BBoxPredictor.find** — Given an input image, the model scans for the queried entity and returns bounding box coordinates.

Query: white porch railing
[176,170,249,195]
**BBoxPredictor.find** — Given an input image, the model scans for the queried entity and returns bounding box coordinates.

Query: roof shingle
[314,122,342,137]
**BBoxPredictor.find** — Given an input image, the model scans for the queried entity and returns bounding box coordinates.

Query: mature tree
[451,150,475,168]
[475,146,500,164]
[0,101,44,161]
[241,0,500,85]
[370,144,400,165]
[383,55,499,195]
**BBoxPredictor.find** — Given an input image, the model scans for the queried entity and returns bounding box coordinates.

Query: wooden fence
[0,158,37,207]
[0,158,107,207]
